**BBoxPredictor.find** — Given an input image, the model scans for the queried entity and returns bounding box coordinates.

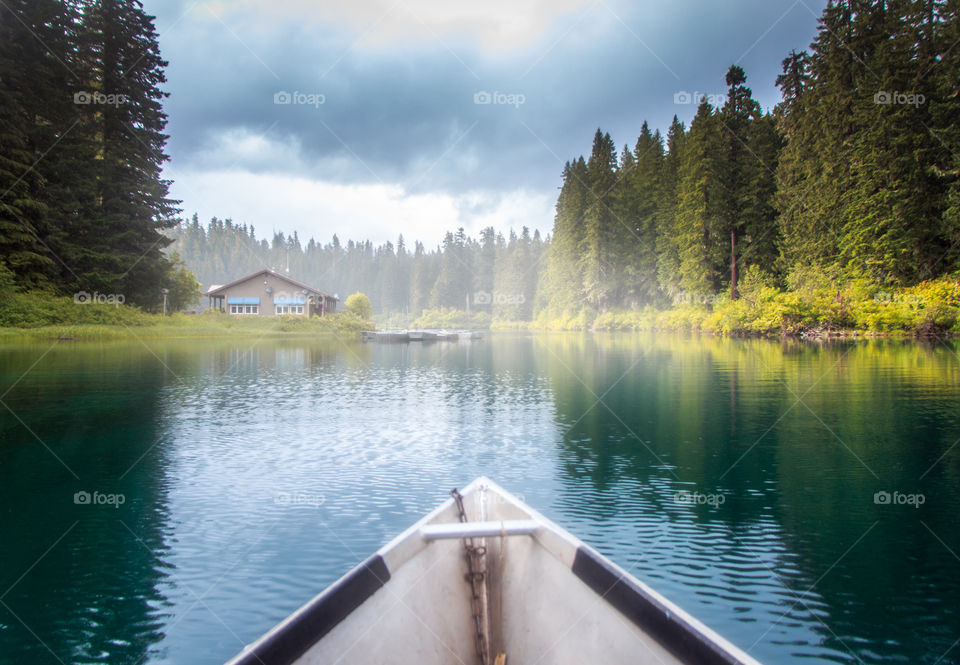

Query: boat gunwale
[224,553,390,665]
[224,476,764,665]
[474,477,764,665]
[224,481,472,665]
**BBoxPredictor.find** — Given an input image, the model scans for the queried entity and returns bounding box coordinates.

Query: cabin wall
[214,273,327,317]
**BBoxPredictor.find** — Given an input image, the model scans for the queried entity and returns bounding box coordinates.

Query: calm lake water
[1,333,959,664]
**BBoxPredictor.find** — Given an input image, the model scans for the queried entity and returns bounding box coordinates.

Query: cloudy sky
[144,0,829,247]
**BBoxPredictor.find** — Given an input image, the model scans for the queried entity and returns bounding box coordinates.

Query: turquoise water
[0,334,958,664]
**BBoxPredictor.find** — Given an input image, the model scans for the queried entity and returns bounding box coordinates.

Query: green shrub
[410,308,491,329]
[344,292,373,321]
[489,319,531,331]
[0,263,16,306]
[0,289,371,339]
[0,291,154,328]
[522,274,959,337]
[530,306,597,330]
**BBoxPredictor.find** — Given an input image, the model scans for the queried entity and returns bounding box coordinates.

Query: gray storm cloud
[148,0,827,240]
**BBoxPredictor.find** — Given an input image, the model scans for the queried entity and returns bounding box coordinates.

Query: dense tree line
[0,0,186,307]
[776,0,959,282]
[3,0,957,320]
[542,0,960,315]
[169,215,547,319]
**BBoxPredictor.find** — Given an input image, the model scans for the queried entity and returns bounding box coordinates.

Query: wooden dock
[361,329,484,343]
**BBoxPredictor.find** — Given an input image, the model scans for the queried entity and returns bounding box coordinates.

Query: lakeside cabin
[205,269,338,317]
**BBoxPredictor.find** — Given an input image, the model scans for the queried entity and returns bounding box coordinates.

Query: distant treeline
[170,217,547,319]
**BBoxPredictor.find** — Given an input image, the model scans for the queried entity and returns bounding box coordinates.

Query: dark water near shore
[1,334,959,664]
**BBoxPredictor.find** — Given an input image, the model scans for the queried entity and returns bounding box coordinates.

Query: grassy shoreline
[515,275,960,338]
[0,293,371,341]
[0,321,366,341]
[4,274,959,341]
[457,274,960,339]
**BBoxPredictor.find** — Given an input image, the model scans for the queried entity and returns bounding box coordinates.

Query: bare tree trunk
[730,228,738,300]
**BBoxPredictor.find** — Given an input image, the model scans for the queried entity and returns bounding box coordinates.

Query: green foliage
[489,319,531,331]
[848,278,960,334]
[0,262,16,305]
[430,229,473,309]
[614,122,663,305]
[537,2,959,322]
[373,311,411,329]
[774,0,958,283]
[271,311,368,336]
[655,116,686,299]
[675,99,726,295]
[344,292,373,321]
[0,0,69,288]
[545,158,589,312]
[162,252,201,312]
[410,308,491,330]
[492,227,541,320]
[591,309,654,331]
[523,272,960,337]
[0,291,154,328]
[0,291,371,338]
[578,129,621,310]
[533,306,597,331]
[0,0,178,305]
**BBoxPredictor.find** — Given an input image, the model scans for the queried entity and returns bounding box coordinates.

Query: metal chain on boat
[451,488,490,665]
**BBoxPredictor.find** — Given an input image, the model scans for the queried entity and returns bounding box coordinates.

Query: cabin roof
[205,269,338,299]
